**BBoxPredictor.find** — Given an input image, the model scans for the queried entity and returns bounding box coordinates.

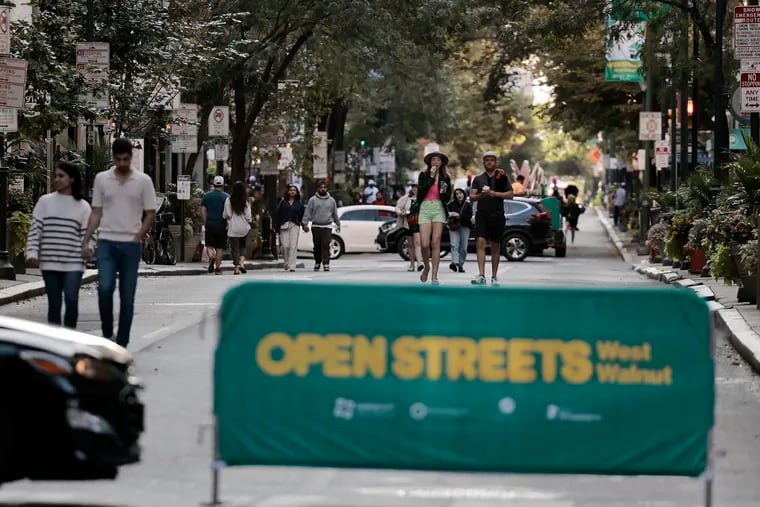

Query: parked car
[376,197,553,262]
[0,316,144,484]
[299,204,397,260]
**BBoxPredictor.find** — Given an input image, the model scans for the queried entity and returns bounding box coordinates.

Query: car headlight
[74,357,123,382]
[381,221,394,232]
[20,350,72,376]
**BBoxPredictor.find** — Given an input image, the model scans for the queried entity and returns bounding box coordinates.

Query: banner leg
[704,469,713,507]
[209,419,221,505]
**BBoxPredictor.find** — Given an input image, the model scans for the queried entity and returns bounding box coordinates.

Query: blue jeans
[97,239,141,347]
[450,226,470,266]
[42,271,84,329]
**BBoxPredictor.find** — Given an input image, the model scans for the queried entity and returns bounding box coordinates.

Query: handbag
[447,214,461,231]
[407,199,420,227]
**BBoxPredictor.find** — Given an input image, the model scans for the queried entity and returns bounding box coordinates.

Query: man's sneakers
[449,262,457,272]
[314,264,321,271]
[323,265,330,272]
[471,274,500,286]
[314,264,330,272]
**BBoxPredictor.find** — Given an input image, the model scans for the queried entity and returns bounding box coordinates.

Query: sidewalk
[595,206,760,373]
[0,259,291,307]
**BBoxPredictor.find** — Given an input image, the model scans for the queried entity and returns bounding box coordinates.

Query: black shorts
[474,213,505,243]
[205,227,228,249]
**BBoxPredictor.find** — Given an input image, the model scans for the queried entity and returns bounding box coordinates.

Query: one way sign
[740,73,760,114]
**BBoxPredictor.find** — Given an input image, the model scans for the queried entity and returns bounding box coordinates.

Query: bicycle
[142,198,177,265]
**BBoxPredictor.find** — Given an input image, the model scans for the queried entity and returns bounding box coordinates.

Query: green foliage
[687,218,708,251]
[646,221,669,253]
[9,211,32,256]
[7,189,33,217]
[709,243,739,286]
[740,238,758,277]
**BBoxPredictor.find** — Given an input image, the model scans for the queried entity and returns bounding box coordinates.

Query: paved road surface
[1,213,759,506]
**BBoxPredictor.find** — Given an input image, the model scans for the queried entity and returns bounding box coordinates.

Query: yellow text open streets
[255,333,674,386]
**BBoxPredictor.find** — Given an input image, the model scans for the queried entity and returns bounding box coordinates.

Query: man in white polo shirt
[83,138,156,347]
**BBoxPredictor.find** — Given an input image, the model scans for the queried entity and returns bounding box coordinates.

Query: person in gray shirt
[302,181,341,272]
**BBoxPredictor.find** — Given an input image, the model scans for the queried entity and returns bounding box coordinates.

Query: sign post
[735,5,760,145]
[170,103,198,155]
[177,175,191,262]
[655,140,670,169]
[208,107,229,174]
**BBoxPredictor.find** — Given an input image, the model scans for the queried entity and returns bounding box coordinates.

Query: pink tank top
[424,180,440,201]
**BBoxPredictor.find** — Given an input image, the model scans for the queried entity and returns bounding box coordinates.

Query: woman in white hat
[416,151,452,285]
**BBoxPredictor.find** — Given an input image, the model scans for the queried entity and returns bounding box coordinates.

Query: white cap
[483,151,498,160]
[213,175,224,186]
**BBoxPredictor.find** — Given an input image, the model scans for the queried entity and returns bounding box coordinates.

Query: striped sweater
[26,192,91,272]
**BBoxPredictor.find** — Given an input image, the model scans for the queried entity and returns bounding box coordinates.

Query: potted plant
[665,211,692,269]
[686,219,708,274]
[646,221,669,263]
[739,237,758,304]
[8,211,31,274]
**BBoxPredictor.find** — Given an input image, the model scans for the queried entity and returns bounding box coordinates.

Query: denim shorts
[418,200,446,224]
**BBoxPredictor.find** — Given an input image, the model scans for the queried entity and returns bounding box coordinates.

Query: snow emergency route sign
[740,73,760,114]
[735,6,760,58]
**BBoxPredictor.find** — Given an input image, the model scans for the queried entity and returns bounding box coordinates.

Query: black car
[0,316,144,484]
[376,197,553,262]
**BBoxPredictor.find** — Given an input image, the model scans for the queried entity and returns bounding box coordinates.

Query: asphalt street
[1,213,759,507]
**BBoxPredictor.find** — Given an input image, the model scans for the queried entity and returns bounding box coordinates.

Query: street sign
[76,42,109,110]
[172,135,197,154]
[277,146,293,171]
[9,175,23,192]
[208,106,229,137]
[313,130,328,179]
[638,112,661,141]
[177,175,191,200]
[259,156,278,175]
[0,108,16,132]
[741,59,760,72]
[655,140,669,169]
[170,103,198,137]
[734,6,760,59]
[214,142,229,161]
[740,73,760,114]
[333,150,346,173]
[0,57,27,109]
[0,6,10,56]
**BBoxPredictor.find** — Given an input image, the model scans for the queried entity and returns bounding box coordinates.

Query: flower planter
[688,248,706,275]
[681,259,690,271]
[662,258,673,267]
[738,275,757,305]
[648,247,659,262]
[671,260,681,269]
[184,233,202,262]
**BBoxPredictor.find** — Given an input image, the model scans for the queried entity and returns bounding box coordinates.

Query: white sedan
[298,204,397,259]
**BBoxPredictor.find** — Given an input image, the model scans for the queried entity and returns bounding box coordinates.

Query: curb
[594,207,633,264]
[716,308,760,373]
[0,260,295,307]
[634,262,760,374]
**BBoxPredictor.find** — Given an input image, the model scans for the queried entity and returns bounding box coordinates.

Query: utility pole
[85,0,95,199]
[0,1,15,280]
[691,19,699,170]
[638,62,654,255]
[713,0,729,179]
[751,0,760,146]
[679,10,690,183]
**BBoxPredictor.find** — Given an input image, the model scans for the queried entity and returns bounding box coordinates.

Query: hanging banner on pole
[604,4,644,83]
[0,58,27,109]
[76,43,109,110]
[313,130,328,179]
[0,6,10,56]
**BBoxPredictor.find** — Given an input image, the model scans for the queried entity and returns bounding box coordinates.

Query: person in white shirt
[83,138,156,347]
[26,160,91,328]
[223,181,252,275]
[614,183,627,226]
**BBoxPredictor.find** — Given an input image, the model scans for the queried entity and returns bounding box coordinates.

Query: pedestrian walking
[274,185,305,272]
[470,151,513,286]
[83,138,156,347]
[201,176,229,274]
[447,188,473,273]
[614,183,626,226]
[417,151,452,285]
[395,184,422,271]
[562,194,585,244]
[302,181,340,272]
[26,160,91,329]
[224,181,252,275]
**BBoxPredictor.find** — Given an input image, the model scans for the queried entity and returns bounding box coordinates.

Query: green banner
[215,283,714,477]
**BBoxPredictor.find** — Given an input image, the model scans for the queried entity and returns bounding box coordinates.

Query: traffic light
[360,139,366,148]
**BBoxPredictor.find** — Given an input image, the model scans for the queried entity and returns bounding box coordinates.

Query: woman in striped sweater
[26,161,91,328]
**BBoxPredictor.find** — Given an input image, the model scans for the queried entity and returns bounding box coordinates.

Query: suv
[376,197,553,262]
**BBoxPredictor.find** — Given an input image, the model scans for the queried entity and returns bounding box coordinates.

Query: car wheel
[398,235,410,261]
[330,236,345,260]
[502,233,530,262]
[555,246,567,257]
